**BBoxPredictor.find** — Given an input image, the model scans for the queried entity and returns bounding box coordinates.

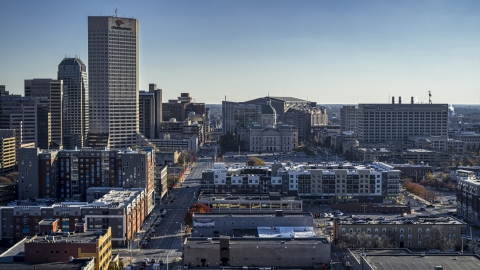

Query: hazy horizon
[1,1,479,104]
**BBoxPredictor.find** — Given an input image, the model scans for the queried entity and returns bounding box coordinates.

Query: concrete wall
[229,241,330,267]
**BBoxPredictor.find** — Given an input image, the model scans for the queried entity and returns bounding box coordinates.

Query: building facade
[24,79,63,149]
[333,217,466,249]
[87,16,139,149]
[0,188,148,248]
[24,226,112,270]
[357,101,448,143]
[340,105,358,133]
[58,58,89,149]
[456,170,480,225]
[0,129,16,175]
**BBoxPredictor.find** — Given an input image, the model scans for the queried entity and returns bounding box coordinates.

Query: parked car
[419,207,426,211]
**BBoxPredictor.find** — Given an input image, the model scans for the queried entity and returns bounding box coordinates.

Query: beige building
[0,129,16,175]
[183,237,330,268]
[357,101,448,143]
[340,105,358,133]
[333,217,466,250]
[245,123,298,153]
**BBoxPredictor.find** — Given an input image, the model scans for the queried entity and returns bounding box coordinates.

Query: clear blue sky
[0,0,479,104]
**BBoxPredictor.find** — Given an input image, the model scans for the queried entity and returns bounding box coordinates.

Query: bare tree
[424,225,456,251]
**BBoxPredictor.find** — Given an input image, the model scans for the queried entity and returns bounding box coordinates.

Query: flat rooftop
[185,237,329,245]
[193,212,311,218]
[356,249,480,270]
[198,194,299,202]
[85,188,144,209]
[27,229,108,244]
[0,260,93,270]
[337,216,465,225]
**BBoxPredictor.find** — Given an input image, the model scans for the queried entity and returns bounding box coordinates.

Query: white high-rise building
[87,16,140,149]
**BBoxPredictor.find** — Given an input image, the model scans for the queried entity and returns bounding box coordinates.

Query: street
[118,159,208,270]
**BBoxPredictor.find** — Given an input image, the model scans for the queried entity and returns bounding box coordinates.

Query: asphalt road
[119,159,207,270]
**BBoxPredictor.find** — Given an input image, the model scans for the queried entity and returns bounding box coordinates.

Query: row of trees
[403,179,438,201]
[337,225,457,251]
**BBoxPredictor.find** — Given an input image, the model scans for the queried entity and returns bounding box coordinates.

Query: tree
[184,204,211,226]
[424,225,455,251]
[0,177,13,185]
[4,172,18,183]
[108,260,125,270]
[247,157,266,166]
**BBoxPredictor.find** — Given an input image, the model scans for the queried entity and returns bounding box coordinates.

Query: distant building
[0,96,49,148]
[450,132,480,153]
[24,79,63,149]
[139,84,162,139]
[225,96,327,142]
[0,129,16,175]
[340,105,358,134]
[357,99,448,143]
[58,58,89,149]
[0,85,9,96]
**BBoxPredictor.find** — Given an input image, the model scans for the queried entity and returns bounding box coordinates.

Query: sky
[0,0,479,104]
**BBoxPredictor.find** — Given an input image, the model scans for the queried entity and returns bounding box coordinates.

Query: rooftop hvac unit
[434,267,443,270]
[207,238,212,243]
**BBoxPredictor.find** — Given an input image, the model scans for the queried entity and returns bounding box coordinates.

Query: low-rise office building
[191,211,312,237]
[333,216,466,249]
[184,236,330,268]
[24,226,112,270]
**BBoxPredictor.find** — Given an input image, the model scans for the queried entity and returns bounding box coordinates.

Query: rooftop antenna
[428,90,432,104]
[115,0,118,17]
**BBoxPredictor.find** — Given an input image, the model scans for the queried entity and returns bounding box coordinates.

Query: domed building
[261,99,276,128]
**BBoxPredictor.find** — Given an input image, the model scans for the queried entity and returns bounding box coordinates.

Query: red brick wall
[24,242,96,263]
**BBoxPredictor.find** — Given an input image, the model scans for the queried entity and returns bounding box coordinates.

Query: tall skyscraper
[24,79,63,149]
[139,84,162,139]
[87,16,139,149]
[58,58,89,149]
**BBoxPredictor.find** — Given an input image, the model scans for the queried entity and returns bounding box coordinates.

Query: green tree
[108,260,125,270]
[218,132,239,154]
[184,204,211,226]
[246,157,266,166]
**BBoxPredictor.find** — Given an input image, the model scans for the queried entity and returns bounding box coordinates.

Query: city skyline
[0,1,479,104]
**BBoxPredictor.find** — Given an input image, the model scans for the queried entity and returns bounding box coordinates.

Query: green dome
[261,99,276,115]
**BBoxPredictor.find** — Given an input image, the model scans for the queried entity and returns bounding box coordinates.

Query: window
[400,234,404,239]
[407,241,412,246]
[418,234,422,239]
[374,228,379,233]
[367,228,371,233]
[408,228,412,233]
[382,228,386,233]
[418,228,422,233]
[418,240,422,246]
[408,234,412,239]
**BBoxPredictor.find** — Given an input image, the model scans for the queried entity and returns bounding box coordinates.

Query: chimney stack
[411,96,414,104]
[399,97,402,104]
[392,97,395,104]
